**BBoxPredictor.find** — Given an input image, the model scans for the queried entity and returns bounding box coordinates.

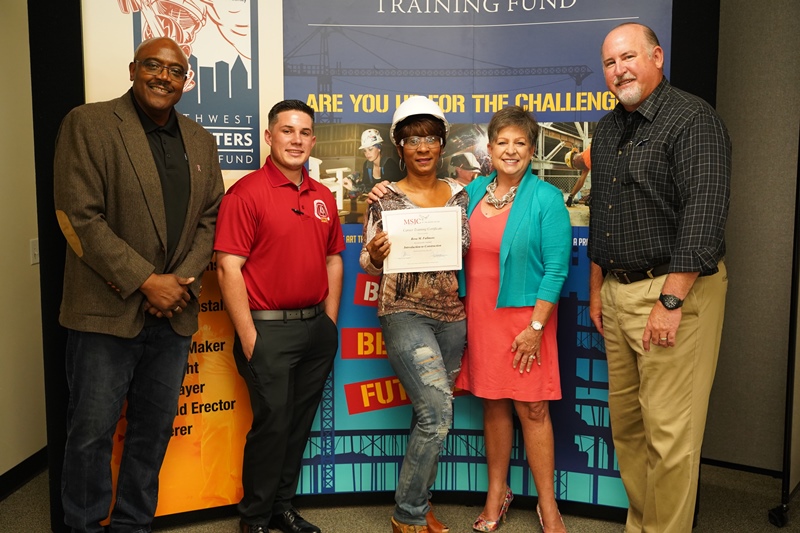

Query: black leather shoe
[239,519,269,533]
[268,508,321,533]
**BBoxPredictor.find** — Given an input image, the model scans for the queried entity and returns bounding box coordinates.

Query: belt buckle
[613,270,631,284]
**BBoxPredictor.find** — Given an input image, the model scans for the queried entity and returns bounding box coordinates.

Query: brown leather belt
[609,264,670,284]
[251,304,323,321]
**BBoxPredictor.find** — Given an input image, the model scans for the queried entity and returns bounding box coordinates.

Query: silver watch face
[659,294,683,310]
[531,320,543,331]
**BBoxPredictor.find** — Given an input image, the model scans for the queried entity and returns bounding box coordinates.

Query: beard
[614,78,643,107]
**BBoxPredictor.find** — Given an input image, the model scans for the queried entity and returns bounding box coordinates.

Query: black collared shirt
[588,78,731,275]
[131,93,191,264]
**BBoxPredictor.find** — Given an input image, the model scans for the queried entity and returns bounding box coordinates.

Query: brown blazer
[54,91,224,338]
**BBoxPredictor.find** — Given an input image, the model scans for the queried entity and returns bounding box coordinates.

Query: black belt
[609,264,670,285]
[251,304,323,321]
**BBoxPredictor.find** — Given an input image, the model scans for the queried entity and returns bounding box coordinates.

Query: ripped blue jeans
[380,311,466,525]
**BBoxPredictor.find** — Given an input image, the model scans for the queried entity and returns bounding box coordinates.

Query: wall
[0,0,47,475]
[704,0,800,471]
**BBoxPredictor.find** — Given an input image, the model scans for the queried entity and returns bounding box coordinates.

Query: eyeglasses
[135,60,187,82]
[399,135,443,148]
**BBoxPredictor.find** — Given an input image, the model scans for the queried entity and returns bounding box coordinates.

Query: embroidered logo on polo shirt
[314,199,330,223]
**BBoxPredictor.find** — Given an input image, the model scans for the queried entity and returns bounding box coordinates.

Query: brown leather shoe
[391,517,429,533]
[425,506,449,533]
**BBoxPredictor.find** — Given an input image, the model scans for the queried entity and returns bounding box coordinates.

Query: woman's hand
[366,230,391,267]
[366,181,391,204]
[511,326,542,373]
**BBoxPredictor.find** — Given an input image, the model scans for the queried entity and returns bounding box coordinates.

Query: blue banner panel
[283,0,672,124]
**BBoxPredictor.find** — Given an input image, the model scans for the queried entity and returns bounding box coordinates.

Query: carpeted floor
[0,464,793,532]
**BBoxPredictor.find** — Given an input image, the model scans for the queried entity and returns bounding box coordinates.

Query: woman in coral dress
[455,106,572,533]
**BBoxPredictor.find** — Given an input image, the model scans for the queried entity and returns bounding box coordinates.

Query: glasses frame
[399,135,443,149]
[135,59,188,82]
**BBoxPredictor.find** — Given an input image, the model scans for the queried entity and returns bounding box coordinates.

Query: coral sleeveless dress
[455,207,561,402]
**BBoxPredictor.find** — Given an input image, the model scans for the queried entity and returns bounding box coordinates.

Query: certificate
[382,206,462,274]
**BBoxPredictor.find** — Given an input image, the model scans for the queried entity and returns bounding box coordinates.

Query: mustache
[149,81,173,91]
[614,75,635,86]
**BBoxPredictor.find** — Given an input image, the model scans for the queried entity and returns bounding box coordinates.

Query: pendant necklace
[485,178,518,209]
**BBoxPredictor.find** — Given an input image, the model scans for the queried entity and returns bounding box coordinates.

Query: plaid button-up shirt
[588,78,731,275]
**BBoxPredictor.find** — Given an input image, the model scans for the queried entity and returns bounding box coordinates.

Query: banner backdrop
[280,0,670,508]
[80,0,672,518]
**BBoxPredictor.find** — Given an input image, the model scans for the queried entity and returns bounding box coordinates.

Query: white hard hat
[389,96,450,144]
[359,128,384,150]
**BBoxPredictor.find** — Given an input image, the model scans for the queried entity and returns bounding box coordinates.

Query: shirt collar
[612,76,670,127]
[264,156,318,191]
[130,91,180,137]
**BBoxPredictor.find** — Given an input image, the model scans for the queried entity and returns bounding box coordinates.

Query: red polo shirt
[214,157,345,310]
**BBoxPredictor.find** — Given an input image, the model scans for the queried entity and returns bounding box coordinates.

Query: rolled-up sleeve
[671,110,731,273]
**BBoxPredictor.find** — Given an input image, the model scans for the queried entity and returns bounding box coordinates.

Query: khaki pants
[601,263,727,533]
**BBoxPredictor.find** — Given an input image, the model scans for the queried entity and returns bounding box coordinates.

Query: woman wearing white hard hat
[359,96,469,533]
[359,128,402,186]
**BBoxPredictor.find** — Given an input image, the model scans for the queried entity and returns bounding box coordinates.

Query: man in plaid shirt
[588,22,731,533]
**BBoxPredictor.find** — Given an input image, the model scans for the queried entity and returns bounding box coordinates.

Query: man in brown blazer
[53,37,224,533]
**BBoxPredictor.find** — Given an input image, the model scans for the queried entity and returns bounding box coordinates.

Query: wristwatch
[529,320,544,331]
[659,293,684,310]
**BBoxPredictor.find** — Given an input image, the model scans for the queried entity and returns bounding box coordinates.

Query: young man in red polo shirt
[215,99,345,533]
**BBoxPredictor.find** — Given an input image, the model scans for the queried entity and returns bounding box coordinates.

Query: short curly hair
[487,106,539,145]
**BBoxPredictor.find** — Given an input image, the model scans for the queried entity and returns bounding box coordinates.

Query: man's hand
[589,290,604,337]
[140,273,194,318]
[642,272,697,350]
[240,330,257,361]
[643,304,682,351]
[366,180,391,204]
[142,301,164,318]
[216,251,258,360]
[589,262,605,336]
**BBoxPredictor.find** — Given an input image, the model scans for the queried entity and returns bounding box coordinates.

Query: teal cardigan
[458,166,572,307]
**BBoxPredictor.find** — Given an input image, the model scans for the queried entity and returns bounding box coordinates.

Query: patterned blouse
[359,179,470,322]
